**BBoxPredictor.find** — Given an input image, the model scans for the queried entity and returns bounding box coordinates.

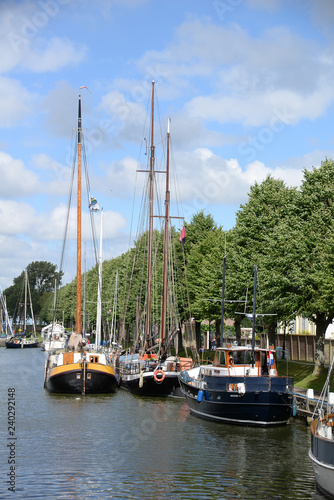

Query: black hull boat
[180,366,293,425]
[44,337,118,395]
[179,264,294,426]
[117,82,193,396]
[119,372,180,397]
[44,91,118,396]
[179,345,294,426]
[6,337,38,348]
[45,363,117,394]
[6,269,38,349]
[118,354,191,397]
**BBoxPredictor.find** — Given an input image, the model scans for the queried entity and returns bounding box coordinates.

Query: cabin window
[76,373,81,379]
[232,352,243,364]
[87,373,91,379]
[244,351,252,364]
[90,356,99,363]
[218,351,226,365]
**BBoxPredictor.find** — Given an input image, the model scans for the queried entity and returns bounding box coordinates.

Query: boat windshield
[232,350,252,365]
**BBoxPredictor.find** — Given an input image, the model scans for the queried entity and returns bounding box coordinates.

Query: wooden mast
[160,117,171,348]
[145,81,155,350]
[76,93,82,336]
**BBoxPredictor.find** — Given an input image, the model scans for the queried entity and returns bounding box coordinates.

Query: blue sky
[1,0,334,288]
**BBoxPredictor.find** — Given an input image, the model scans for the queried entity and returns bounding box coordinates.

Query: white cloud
[0,151,40,196]
[0,2,87,73]
[0,77,36,128]
[169,148,319,211]
[22,37,87,73]
[0,199,40,235]
[99,90,147,143]
[97,156,140,198]
[136,19,334,127]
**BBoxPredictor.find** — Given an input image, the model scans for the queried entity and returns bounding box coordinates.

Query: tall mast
[160,117,171,346]
[96,208,103,347]
[24,269,27,333]
[145,81,155,350]
[76,93,82,335]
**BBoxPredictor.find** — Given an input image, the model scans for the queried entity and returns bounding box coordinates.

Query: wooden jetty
[293,387,324,422]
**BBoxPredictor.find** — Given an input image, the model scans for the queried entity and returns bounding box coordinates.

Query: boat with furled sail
[44,88,117,394]
[117,81,193,397]
[41,322,67,351]
[6,269,38,349]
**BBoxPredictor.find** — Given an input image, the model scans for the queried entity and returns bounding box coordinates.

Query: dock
[293,387,325,422]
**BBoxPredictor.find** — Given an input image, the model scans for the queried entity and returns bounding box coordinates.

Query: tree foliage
[32,160,334,372]
[4,261,63,325]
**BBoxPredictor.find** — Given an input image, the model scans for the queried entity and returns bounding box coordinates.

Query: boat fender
[292,404,297,417]
[139,370,144,388]
[205,390,210,401]
[154,369,165,383]
[197,390,204,402]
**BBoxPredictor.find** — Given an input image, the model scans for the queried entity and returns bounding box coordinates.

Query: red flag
[179,226,186,246]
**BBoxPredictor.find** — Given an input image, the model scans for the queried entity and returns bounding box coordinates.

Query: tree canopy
[15,159,334,373]
[4,261,63,325]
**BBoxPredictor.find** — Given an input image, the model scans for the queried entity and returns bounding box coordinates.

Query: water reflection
[0,349,328,499]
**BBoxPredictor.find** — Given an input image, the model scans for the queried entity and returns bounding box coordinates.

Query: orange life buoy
[54,336,59,341]
[153,369,165,383]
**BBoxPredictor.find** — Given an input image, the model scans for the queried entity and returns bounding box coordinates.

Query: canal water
[0,348,327,499]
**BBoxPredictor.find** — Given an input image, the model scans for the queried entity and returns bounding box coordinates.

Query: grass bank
[278,359,332,393]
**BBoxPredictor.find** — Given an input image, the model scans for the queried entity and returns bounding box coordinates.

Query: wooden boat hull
[180,375,293,426]
[45,362,118,394]
[310,415,334,498]
[119,372,181,397]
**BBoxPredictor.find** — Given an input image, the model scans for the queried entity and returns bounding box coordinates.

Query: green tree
[4,261,63,324]
[227,175,299,345]
[294,159,334,374]
[185,212,225,346]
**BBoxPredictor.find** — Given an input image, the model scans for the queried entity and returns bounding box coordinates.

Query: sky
[1,0,334,289]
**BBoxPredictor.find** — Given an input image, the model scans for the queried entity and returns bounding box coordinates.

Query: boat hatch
[90,356,99,363]
[63,352,74,364]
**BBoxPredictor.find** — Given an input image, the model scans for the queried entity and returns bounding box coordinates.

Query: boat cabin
[213,345,277,376]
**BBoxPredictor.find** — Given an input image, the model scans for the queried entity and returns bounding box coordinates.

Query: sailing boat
[309,354,334,497]
[179,265,294,425]
[41,322,67,351]
[41,280,68,351]
[0,286,12,338]
[117,81,192,397]
[44,90,118,394]
[6,269,38,348]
